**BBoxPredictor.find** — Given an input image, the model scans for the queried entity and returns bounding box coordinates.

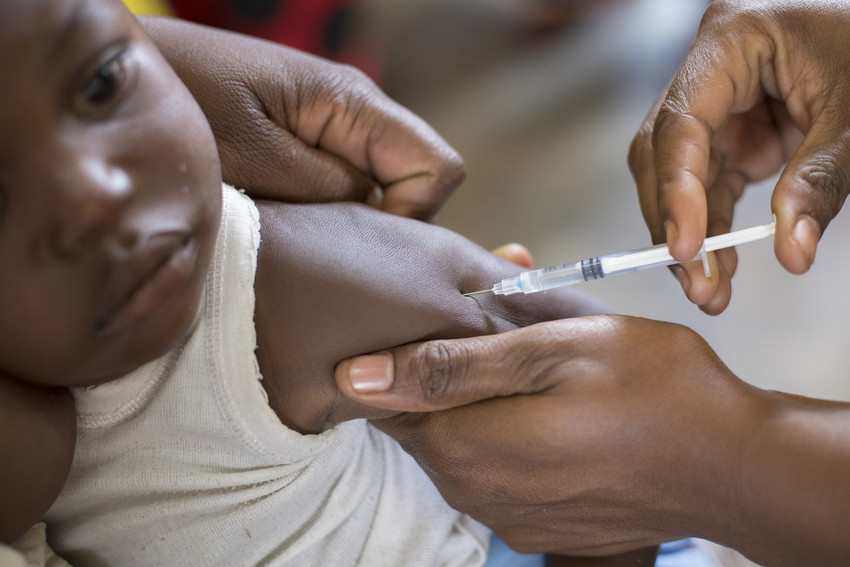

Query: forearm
[718,393,850,566]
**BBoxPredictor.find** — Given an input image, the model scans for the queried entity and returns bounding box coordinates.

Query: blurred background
[128,0,850,407]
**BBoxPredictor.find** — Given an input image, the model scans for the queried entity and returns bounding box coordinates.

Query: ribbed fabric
[44,185,489,566]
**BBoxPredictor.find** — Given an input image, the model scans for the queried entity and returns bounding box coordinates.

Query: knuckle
[323,61,375,95]
[406,340,471,404]
[407,157,465,219]
[313,63,376,115]
[796,153,850,220]
[443,145,467,176]
[398,152,466,221]
[627,122,653,176]
[699,1,755,32]
[700,0,735,25]
[435,151,467,193]
[651,102,692,144]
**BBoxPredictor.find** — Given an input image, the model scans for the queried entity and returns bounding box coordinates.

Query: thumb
[335,327,553,412]
[771,120,850,274]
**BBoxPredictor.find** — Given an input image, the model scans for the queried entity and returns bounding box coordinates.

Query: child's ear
[491,243,533,269]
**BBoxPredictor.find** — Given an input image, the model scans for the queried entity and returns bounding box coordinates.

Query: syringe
[465,220,776,296]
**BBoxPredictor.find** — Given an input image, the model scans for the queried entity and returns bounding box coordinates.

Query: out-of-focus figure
[124,0,382,81]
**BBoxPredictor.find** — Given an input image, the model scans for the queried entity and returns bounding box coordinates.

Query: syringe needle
[462,289,492,296]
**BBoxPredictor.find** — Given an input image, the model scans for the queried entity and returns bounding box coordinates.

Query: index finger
[364,102,467,221]
[652,28,769,261]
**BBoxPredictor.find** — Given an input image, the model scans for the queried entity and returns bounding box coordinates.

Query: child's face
[0,0,222,386]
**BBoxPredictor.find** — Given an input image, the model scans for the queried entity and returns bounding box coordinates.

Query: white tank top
[44,186,489,567]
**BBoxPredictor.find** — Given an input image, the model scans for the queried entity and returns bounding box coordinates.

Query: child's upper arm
[0,377,75,543]
[252,201,606,434]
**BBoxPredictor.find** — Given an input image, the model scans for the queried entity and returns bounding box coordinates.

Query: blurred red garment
[169,0,381,82]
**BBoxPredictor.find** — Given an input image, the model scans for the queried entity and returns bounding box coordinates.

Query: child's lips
[97,233,198,337]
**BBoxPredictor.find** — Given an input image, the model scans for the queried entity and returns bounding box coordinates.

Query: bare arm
[252,200,606,434]
[251,203,659,565]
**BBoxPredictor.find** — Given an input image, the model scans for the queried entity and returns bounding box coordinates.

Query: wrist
[659,381,772,548]
[706,390,850,566]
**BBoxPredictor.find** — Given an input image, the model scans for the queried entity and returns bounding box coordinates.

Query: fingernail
[665,220,678,249]
[346,354,393,394]
[792,216,819,267]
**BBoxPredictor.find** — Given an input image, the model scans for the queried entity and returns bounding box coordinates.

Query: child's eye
[74,50,127,117]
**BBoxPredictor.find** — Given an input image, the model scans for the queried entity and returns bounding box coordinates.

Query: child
[0,1,651,565]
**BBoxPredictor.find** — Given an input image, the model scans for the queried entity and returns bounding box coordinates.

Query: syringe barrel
[490,221,774,297]
[598,243,675,277]
[518,261,585,292]
[498,244,676,294]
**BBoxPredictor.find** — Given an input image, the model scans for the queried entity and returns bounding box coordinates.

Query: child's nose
[48,156,134,258]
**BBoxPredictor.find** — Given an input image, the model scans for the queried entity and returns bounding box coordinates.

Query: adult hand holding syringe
[465,221,775,296]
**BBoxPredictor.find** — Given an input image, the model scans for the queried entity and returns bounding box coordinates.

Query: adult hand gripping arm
[141,16,465,221]
[337,315,850,566]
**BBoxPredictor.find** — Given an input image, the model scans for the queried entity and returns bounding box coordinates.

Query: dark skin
[0,379,75,544]
[252,200,606,434]
[140,16,467,222]
[337,316,850,566]
[252,203,660,566]
[1,2,654,565]
[253,202,663,567]
[250,199,663,567]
